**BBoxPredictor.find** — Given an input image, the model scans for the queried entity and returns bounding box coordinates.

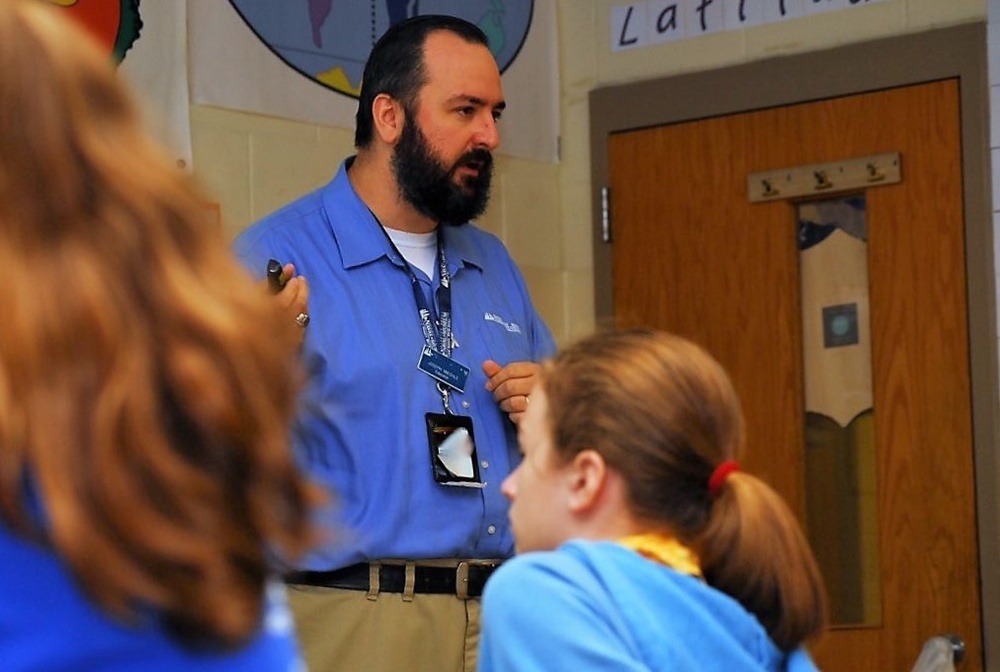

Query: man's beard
[391,118,493,226]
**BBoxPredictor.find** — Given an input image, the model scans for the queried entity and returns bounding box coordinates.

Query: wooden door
[607,80,980,671]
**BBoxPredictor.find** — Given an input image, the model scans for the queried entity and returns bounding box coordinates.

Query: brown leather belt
[285,560,501,599]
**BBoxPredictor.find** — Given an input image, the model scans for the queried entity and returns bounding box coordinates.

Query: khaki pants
[287,583,483,672]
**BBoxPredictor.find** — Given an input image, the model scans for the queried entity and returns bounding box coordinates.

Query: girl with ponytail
[479,328,826,671]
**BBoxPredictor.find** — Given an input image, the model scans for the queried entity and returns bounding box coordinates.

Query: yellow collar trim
[618,533,702,578]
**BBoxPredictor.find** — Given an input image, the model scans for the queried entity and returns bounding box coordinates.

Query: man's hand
[260,262,310,346]
[482,359,541,424]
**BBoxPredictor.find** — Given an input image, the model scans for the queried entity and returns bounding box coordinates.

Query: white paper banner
[47,2,191,167]
[612,0,890,52]
[120,1,192,168]
[189,0,559,163]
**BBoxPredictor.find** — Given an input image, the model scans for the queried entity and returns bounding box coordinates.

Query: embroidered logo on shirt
[484,312,522,334]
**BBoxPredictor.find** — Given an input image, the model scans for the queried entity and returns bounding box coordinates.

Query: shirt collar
[323,157,487,274]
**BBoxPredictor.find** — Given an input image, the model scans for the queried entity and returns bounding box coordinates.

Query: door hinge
[601,187,612,243]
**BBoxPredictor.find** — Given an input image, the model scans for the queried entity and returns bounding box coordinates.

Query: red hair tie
[708,460,740,499]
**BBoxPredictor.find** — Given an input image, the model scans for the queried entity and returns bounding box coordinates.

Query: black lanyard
[380,226,452,355]
[379,225,460,412]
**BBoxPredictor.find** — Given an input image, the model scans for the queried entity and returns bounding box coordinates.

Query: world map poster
[190,0,559,162]
[230,0,533,98]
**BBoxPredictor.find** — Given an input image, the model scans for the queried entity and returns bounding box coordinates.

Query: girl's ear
[371,93,404,145]
[565,449,607,514]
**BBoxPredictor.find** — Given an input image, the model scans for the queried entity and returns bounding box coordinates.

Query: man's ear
[565,449,607,514]
[372,93,405,145]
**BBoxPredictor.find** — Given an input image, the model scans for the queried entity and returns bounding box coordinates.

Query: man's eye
[492,110,503,122]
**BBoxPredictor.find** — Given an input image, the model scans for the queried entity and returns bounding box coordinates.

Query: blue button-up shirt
[233,159,556,570]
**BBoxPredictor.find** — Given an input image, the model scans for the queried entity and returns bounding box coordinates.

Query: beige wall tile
[519,266,566,344]
[476,155,509,240]
[743,2,905,60]
[500,160,563,270]
[598,25,746,85]
[189,107,251,241]
[560,99,595,273]
[315,125,357,171]
[556,2,599,89]
[564,269,598,344]
[561,187,594,274]
[906,0,985,27]
[475,198,506,241]
[249,126,332,224]
[195,105,316,137]
[476,203,506,241]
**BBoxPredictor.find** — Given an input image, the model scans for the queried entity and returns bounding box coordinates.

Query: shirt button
[461,400,470,409]
[481,460,489,469]
[487,525,497,535]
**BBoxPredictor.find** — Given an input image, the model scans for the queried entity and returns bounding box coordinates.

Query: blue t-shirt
[233,159,556,570]
[0,522,303,671]
[480,540,820,672]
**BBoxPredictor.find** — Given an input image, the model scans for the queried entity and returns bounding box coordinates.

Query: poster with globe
[190,0,558,163]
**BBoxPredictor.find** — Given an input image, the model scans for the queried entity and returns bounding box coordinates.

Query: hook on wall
[814,170,833,190]
[866,162,885,182]
[748,152,902,203]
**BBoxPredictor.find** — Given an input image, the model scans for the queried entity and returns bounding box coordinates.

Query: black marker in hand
[266,258,287,294]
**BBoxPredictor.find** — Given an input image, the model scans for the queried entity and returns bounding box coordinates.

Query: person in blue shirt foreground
[0,2,317,669]
[480,329,828,671]
[233,14,556,672]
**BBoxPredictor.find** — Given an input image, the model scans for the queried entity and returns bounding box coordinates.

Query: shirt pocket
[477,309,534,365]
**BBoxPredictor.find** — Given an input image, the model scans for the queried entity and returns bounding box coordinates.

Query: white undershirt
[383,227,437,279]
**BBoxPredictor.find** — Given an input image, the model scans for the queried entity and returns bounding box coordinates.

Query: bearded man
[233,14,555,672]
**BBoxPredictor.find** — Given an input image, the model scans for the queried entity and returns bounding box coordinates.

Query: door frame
[589,23,1000,669]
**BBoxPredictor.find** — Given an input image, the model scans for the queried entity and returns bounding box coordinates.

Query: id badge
[425,413,484,488]
[417,346,469,392]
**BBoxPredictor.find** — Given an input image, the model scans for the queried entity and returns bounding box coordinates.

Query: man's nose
[474,112,500,151]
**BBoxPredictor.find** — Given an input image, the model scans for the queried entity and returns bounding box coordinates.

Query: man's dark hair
[354,15,490,149]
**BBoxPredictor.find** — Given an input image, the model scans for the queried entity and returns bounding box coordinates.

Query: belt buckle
[455,561,470,600]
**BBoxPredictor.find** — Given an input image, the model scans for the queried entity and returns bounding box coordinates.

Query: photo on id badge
[425,413,483,487]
